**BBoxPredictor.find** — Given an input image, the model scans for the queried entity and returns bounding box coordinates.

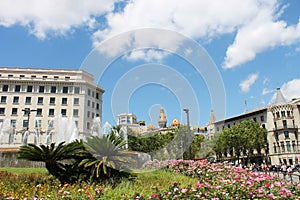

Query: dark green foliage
[17,135,132,184]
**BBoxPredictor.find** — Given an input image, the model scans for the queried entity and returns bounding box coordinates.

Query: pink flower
[211,198,219,200]
[268,193,275,199]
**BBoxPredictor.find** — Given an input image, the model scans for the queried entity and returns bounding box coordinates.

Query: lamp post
[22,108,37,131]
[183,108,192,160]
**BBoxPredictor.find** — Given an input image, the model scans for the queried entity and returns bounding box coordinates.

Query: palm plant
[80,134,131,181]
[17,140,88,183]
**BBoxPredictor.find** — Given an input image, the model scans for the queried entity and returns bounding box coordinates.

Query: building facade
[0,67,104,147]
[207,88,300,165]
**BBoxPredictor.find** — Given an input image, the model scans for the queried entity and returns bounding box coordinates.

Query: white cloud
[124,49,169,62]
[239,73,259,93]
[0,0,116,39]
[263,77,270,85]
[262,88,274,95]
[0,0,299,67]
[281,79,300,100]
[269,79,300,103]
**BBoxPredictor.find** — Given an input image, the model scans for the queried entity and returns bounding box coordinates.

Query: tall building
[207,88,300,165]
[0,67,104,147]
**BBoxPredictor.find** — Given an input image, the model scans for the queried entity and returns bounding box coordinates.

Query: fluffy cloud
[240,73,259,93]
[269,79,300,103]
[0,0,299,67]
[281,79,300,101]
[0,0,116,39]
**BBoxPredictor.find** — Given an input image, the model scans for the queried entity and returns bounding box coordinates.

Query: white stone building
[0,67,104,147]
[207,88,300,165]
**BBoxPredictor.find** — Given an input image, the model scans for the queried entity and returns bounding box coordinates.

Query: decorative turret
[275,88,286,104]
[158,107,167,128]
[171,118,180,127]
[208,110,216,125]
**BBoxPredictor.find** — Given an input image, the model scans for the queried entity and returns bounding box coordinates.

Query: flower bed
[141,159,300,199]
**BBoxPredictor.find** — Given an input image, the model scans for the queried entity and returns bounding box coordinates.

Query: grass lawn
[0,167,198,199]
[0,167,47,174]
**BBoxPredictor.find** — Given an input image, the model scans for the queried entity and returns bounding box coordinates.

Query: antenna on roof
[244,99,248,113]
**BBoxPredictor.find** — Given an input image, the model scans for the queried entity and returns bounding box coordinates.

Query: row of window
[0,96,100,109]
[274,130,297,140]
[0,107,100,119]
[2,74,70,80]
[273,141,298,153]
[274,110,292,118]
[1,84,100,99]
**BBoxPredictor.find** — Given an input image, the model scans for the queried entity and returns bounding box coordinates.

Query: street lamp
[183,108,192,160]
[22,108,37,131]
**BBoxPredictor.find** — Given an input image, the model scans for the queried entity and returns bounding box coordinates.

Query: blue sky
[0,0,300,127]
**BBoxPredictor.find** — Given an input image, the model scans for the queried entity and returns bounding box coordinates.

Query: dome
[148,123,155,130]
[171,118,180,126]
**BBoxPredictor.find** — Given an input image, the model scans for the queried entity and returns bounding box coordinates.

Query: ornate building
[207,88,300,165]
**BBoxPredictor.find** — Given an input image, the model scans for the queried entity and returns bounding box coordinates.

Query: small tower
[158,107,167,128]
[208,110,216,125]
[275,88,286,104]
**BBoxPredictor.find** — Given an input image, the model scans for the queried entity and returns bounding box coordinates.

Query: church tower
[158,107,167,128]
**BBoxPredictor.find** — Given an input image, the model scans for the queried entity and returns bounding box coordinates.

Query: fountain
[91,117,102,137]
[45,115,79,144]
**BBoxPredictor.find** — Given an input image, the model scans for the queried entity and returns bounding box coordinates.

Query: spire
[208,110,216,124]
[275,88,286,104]
[158,107,167,128]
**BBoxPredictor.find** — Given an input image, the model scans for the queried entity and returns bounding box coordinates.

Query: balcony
[273,125,298,131]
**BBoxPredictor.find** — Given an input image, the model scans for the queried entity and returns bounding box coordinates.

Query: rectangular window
[48,109,55,116]
[273,143,277,153]
[92,112,95,119]
[74,98,79,105]
[92,102,95,108]
[96,92,99,99]
[87,100,90,107]
[11,120,16,127]
[11,108,18,115]
[13,96,19,104]
[62,98,68,105]
[37,97,43,104]
[92,91,95,97]
[43,76,48,79]
[51,86,56,93]
[48,120,53,128]
[1,96,7,103]
[281,142,285,152]
[260,115,265,122]
[73,109,79,117]
[15,85,21,92]
[63,87,68,94]
[35,120,42,128]
[74,87,80,94]
[0,108,5,115]
[54,76,59,80]
[87,111,90,118]
[281,111,286,117]
[23,120,28,128]
[276,112,280,118]
[27,85,33,92]
[253,117,257,122]
[39,86,45,93]
[36,109,42,116]
[88,89,91,96]
[2,85,8,92]
[61,109,67,116]
[25,97,31,104]
[287,111,291,117]
[87,122,90,130]
[75,121,78,127]
[284,131,289,139]
[50,97,55,105]
[286,142,291,152]
[96,103,99,110]
[292,142,297,152]
[283,120,287,128]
